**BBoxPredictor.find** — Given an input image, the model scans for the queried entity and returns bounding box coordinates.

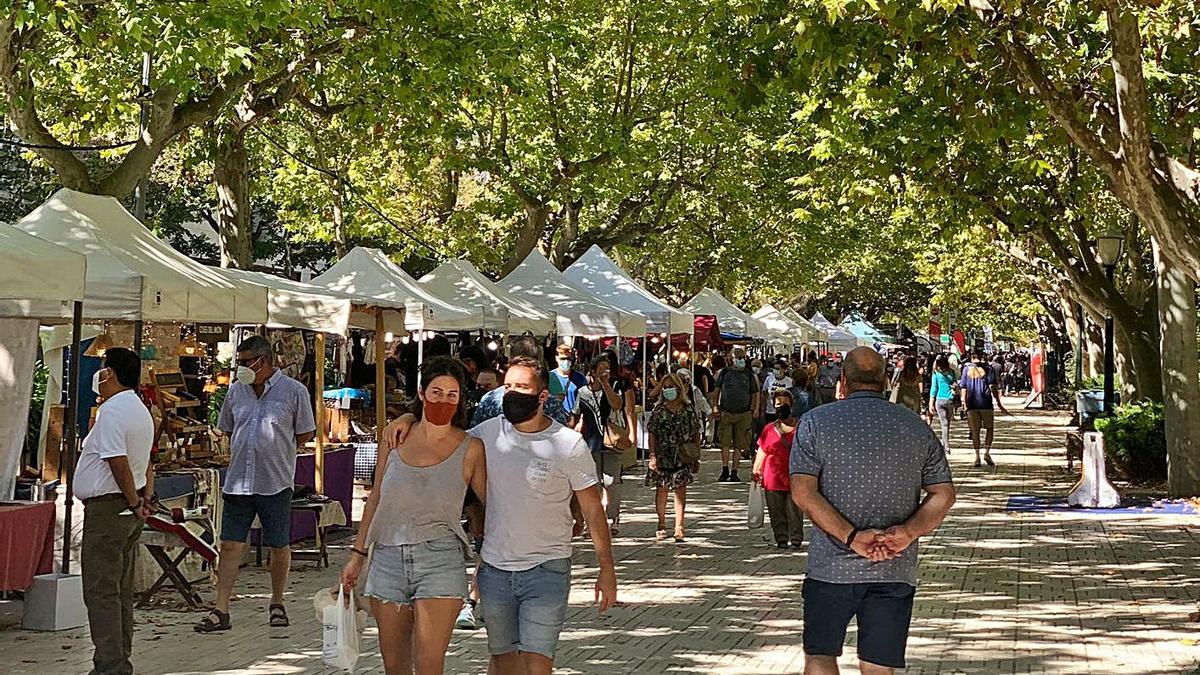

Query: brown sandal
[194,609,231,633]
[268,603,289,627]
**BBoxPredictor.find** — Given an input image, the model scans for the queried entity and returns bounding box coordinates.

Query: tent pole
[375,309,386,440]
[132,319,144,356]
[641,336,648,411]
[314,332,326,494]
[61,301,82,575]
[417,333,425,389]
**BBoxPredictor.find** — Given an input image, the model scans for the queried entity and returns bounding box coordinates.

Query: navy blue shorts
[802,578,916,669]
[221,488,293,548]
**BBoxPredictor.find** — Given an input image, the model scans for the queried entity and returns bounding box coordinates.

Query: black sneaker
[730,471,742,482]
[718,467,730,482]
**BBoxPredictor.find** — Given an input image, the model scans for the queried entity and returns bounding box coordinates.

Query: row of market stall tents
[3,189,875,351]
[0,188,882,567]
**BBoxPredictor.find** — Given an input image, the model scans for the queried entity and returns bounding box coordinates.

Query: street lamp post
[1097,234,1125,416]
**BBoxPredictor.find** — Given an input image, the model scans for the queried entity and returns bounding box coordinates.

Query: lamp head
[1097,234,1125,269]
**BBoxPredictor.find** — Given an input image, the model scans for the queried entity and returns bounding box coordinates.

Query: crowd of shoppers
[78,321,1037,674]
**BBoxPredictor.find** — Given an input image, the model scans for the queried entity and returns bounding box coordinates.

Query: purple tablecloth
[291,446,355,543]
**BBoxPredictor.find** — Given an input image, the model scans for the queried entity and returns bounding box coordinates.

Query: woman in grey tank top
[339,357,487,675]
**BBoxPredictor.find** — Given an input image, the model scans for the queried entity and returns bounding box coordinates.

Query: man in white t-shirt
[75,347,155,675]
[761,359,794,422]
[473,355,617,674]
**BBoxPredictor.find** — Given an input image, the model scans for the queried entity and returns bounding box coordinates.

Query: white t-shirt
[470,416,598,571]
[74,390,154,501]
[762,373,794,413]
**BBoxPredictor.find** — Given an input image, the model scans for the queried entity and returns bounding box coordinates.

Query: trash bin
[1077,389,1120,428]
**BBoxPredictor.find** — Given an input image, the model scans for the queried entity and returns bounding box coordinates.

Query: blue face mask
[662,387,678,401]
[558,358,572,371]
[734,358,746,369]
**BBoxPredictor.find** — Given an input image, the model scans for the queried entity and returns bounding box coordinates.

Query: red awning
[669,314,722,352]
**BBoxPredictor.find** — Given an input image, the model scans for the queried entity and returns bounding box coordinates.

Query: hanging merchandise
[617,337,635,368]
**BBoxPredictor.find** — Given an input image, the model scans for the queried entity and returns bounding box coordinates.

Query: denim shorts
[364,535,469,606]
[478,557,572,659]
[221,488,292,548]
[802,579,916,669]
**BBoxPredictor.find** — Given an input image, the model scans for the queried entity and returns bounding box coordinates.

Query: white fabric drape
[0,319,40,499]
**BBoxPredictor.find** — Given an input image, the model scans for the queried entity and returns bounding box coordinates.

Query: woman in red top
[752,390,805,548]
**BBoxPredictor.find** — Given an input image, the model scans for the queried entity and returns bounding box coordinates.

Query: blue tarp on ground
[1005,495,1198,516]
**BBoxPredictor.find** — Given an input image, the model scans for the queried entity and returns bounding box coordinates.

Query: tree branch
[1104,1,1154,176]
[0,22,93,190]
[985,21,1123,179]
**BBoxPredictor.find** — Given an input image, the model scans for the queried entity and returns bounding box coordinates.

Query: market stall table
[0,501,55,591]
[253,499,347,569]
[137,516,218,609]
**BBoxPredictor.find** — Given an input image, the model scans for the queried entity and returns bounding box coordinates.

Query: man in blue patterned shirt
[790,347,955,674]
[199,336,315,634]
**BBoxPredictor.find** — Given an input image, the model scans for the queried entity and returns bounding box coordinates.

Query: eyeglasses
[235,355,263,368]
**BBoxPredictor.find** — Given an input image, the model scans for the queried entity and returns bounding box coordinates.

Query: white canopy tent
[752,305,808,346]
[810,312,862,351]
[311,247,476,332]
[563,246,693,335]
[0,225,88,502]
[215,268,353,334]
[681,288,771,338]
[780,307,829,342]
[500,251,647,338]
[418,260,552,335]
[0,222,87,319]
[4,189,267,323]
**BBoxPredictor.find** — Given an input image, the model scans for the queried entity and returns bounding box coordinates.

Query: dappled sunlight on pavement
[2,398,1197,673]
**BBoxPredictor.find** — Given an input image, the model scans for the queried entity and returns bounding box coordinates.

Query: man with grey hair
[790,347,955,674]
[196,335,316,633]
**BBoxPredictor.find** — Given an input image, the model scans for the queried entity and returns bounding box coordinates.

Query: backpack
[578,388,611,454]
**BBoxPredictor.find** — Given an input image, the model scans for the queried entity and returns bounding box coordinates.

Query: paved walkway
[4,400,1199,674]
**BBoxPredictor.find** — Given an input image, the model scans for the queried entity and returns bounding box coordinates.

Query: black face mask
[502,390,542,424]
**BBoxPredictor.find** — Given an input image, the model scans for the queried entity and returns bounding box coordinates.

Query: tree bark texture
[501,202,550,276]
[1084,320,1105,381]
[1153,240,1200,497]
[214,125,252,269]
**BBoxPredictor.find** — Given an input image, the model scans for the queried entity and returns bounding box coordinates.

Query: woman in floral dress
[646,371,699,543]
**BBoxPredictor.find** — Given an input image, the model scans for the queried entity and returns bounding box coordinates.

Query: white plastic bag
[747,482,766,529]
[322,587,364,672]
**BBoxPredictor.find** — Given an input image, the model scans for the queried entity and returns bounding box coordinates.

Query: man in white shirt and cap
[75,346,155,675]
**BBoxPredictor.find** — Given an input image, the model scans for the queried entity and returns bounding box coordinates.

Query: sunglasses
[235,355,263,368]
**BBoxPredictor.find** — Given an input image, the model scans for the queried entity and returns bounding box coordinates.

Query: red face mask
[423,400,458,426]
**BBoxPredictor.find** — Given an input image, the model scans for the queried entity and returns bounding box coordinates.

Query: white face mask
[91,369,106,396]
[236,363,258,386]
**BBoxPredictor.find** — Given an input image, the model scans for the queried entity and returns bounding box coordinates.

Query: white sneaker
[455,603,479,630]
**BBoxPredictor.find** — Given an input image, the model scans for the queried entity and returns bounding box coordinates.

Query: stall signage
[196,323,232,345]
[928,306,942,340]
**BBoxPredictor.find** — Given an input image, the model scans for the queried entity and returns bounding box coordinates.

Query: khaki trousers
[82,496,143,675]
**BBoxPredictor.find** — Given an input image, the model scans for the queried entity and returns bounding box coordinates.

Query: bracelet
[845,527,861,547]
[350,546,368,558]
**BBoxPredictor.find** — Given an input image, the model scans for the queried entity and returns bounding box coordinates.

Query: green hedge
[1094,401,1167,483]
